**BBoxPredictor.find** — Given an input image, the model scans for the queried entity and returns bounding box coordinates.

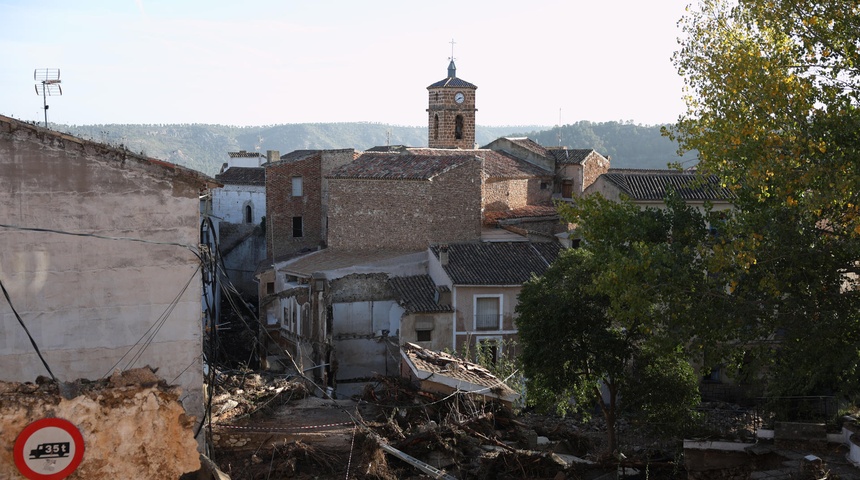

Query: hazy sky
[0,1,690,128]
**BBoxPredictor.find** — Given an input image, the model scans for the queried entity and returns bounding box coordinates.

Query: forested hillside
[56,121,694,176]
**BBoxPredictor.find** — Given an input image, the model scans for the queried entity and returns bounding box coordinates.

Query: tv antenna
[34,68,62,128]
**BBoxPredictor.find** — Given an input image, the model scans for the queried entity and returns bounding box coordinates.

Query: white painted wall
[211,184,266,224]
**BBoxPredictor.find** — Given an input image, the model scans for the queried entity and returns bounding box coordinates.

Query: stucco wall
[212,184,265,224]
[327,160,483,250]
[452,286,521,353]
[0,121,205,421]
[400,311,454,352]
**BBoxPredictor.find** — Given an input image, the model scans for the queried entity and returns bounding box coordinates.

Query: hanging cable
[0,276,58,382]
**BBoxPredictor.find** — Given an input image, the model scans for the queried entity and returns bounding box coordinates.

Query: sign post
[13,418,84,480]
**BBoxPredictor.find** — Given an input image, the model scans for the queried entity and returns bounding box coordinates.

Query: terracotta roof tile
[402,343,517,398]
[328,152,476,180]
[506,137,549,157]
[388,275,453,314]
[601,169,735,202]
[481,150,551,179]
[427,77,478,89]
[546,148,602,165]
[431,242,562,285]
[215,166,265,186]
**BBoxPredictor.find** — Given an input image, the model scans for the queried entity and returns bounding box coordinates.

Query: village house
[257,60,608,393]
[584,168,734,214]
[210,150,272,299]
[0,114,217,421]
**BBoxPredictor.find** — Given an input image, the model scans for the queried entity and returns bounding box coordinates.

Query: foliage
[456,338,526,412]
[622,345,702,439]
[517,193,713,450]
[669,0,860,396]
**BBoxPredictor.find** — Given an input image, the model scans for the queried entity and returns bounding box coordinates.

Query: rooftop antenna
[34,68,62,128]
[557,108,562,147]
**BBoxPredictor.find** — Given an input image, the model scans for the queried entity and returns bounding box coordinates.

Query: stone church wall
[327,159,483,250]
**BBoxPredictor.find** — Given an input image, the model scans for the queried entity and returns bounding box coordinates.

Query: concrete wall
[400,311,454,352]
[327,160,483,250]
[0,119,205,421]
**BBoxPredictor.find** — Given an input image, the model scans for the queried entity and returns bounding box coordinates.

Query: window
[475,295,501,331]
[291,176,303,197]
[454,115,464,140]
[434,114,439,140]
[415,316,434,342]
[244,204,253,223]
[561,180,573,198]
[266,282,274,295]
[540,182,549,190]
[292,216,303,238]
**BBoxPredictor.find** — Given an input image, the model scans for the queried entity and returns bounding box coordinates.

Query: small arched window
[244,204,253,223]
[434,114,439,140]
[454,115,464,140]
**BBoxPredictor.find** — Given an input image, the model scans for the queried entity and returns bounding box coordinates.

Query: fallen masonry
[0,367,201,478]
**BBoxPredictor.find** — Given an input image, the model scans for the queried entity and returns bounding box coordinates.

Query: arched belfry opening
[426,56,477,149]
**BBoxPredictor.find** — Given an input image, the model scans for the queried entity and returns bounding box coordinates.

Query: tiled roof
[484,205,559,223]
[600,170,735,202]
[215,166,265,186]
[388,275,453,314]
[401,343,517,398]
[431,242,563,285]
[228,151,262,158]
[505,137,549,157]
[278,248,424,277]
[427,77,478,89]
[365,145,410,153]
[481,150,551,179]
[546,148,600,165]
[328,152,477,180]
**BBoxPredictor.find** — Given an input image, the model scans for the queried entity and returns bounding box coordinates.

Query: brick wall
[327,159,483,250]
[266,154,323,260]
[427,87,476,149]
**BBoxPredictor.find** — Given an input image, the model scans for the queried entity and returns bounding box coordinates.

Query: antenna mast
[557,108,562,147]
[34,68,62,128]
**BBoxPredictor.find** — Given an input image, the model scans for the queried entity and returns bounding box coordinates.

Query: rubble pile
[209,372,691,479]
[210,369,309,422]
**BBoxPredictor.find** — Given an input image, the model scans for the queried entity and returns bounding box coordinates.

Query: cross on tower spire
[447,39,457,78]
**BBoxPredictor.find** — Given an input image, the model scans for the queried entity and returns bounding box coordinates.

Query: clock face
[454,92,465,104]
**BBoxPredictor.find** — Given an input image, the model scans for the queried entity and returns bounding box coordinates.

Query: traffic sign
[13,418,84,480]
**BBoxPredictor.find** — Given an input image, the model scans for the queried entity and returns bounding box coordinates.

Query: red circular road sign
[13,418,85,480]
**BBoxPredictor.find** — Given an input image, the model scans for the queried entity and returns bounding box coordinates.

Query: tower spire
[448,38,457,78]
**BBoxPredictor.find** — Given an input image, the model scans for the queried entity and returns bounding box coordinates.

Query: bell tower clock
[427,55,477,149]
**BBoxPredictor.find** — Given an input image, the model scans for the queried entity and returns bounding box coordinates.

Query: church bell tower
[427,59,477,149]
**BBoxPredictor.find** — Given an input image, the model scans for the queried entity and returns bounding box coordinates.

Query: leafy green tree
[517,192,712,451]
[669,0,860,396]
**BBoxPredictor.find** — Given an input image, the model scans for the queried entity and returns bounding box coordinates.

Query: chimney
[439,244,449,266]
[265,150,280,165]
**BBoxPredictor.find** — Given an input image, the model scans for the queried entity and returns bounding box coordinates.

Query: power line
[0,276,58,382]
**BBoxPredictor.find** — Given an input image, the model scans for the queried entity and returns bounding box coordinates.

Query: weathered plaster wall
[0,119,205,422]
[212,184,265,224]
[453,286,521,353]
[0,369,200,478]
[219,222,267,298]
[400,311,454,352]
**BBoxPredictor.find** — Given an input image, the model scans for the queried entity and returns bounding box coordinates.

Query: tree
[516,247,634,453]
[517,192,709,451]
[669,0,860,396]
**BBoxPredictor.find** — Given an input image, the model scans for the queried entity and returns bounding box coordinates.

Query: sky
[0,1,690,128]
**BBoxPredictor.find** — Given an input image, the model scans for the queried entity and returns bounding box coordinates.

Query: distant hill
[55,121,695,176]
